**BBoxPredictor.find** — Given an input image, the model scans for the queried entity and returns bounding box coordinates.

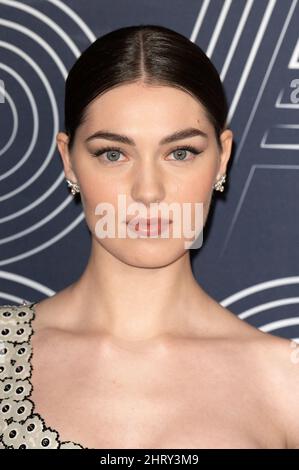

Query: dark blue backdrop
[0,0,299,341]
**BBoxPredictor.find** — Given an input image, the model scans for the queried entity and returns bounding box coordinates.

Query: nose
[130,160,166,208]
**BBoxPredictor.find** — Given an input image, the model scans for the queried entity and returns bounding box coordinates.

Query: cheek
[175,170,214,204]
[174,168,215,231]
[180,183,211,202]
[76,162,120,207]
[78,176,122,233]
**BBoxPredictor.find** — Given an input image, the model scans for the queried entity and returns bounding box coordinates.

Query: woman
[1,25,299,450]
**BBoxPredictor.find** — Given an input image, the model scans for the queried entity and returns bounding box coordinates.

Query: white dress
[0,301,86,449]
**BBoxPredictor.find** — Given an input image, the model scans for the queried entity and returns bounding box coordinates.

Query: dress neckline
[24,301,89,449]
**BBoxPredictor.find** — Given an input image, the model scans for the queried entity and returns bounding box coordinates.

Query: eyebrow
[84,127,208,145]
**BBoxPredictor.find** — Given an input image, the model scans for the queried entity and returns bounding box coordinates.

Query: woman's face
[57,82,233,268]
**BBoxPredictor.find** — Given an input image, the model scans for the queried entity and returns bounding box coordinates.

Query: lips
[126,217,172,227]
[125,217,173,236]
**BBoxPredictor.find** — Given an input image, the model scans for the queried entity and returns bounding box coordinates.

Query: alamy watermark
[290,340,299,364]
[290,78,299,104]
[93,194,204,249]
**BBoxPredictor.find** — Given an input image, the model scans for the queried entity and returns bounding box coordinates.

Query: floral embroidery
[0,303,86,449]
[0,397,33,424]
[0,341,16,364]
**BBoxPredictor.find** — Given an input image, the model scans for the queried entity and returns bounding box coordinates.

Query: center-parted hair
[64,24,229,152]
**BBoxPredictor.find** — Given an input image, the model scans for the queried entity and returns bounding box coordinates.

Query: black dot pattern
[0,303,86,449]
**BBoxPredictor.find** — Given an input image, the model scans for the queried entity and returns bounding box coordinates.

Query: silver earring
[66,178,80,196]
[213,174,226,192]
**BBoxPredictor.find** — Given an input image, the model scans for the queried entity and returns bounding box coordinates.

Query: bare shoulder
[236,326,299,449]
[257,332,299,449]
[32,285,77,334]
[212,302,299,448]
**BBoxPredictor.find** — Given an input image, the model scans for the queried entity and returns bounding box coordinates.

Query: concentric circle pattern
[1,1,299,342]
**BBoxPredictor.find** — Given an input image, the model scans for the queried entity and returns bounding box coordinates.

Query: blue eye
[169,146,202,161]
[92,146,123,162]
[91,145,202,163]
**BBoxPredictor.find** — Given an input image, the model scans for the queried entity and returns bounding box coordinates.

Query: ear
[216,128,233,179]
[56,131,78,183]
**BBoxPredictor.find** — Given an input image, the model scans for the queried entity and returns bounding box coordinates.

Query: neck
[69,238,209,343]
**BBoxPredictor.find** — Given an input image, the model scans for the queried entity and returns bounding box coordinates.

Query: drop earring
[65,178,80,196]
[213,174,226,192]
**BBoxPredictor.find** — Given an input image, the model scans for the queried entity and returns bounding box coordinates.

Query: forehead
[80,83,211,135]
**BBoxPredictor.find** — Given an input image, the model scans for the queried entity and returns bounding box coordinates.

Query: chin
[101,238,188,268]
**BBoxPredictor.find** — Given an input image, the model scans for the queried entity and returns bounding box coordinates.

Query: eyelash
[91,145,203,163]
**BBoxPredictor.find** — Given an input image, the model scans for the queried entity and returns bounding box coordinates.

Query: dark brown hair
[64,24,229,152]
